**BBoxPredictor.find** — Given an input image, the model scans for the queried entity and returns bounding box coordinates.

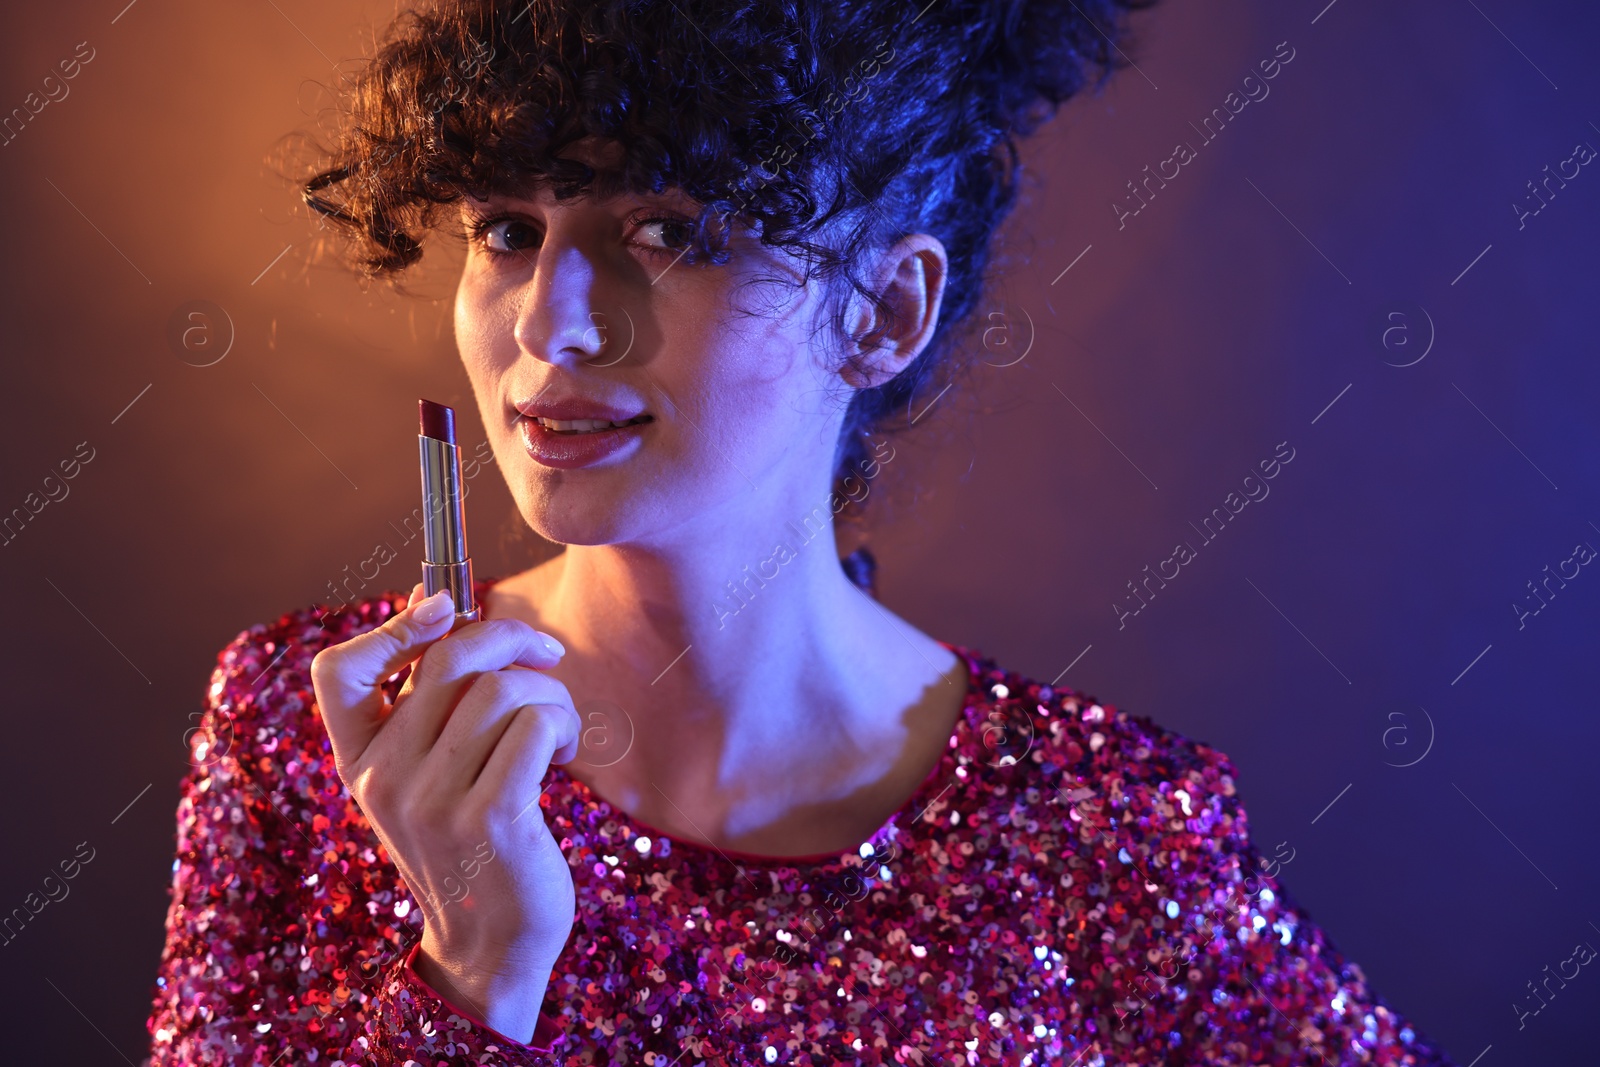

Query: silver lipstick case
[418,433,481,626]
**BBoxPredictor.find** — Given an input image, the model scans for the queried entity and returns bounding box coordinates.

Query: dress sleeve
[143,620,568,1066]
[1074,716,1457,1066]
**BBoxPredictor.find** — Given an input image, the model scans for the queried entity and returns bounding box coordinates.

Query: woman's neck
[483,536,967,856]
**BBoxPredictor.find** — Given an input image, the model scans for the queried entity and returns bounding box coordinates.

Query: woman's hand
[309,584,580,1044]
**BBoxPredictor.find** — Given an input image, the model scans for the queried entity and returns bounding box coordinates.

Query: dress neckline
[473,575,987,868]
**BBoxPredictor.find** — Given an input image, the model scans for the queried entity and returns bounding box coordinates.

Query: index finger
[309,590,458,772]
[390,617,567,758]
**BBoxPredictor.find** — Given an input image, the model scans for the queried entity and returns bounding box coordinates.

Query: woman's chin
[519,502,641,549]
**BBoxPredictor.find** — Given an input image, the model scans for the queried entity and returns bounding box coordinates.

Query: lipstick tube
[418,398,480,627]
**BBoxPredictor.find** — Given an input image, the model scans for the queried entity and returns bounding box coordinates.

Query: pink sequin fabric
[145,581,1454,1066]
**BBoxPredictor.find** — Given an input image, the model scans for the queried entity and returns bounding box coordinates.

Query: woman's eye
[471,216,539,257]
[632,216,695,255]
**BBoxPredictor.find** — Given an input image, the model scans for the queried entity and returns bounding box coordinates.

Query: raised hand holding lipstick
[308,585,582,1045]
[300,400,583,1045]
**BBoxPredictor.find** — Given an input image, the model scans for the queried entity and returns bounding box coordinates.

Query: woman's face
[453,139,853,550]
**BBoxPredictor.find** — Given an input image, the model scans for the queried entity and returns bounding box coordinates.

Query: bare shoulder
[843,584,962,695]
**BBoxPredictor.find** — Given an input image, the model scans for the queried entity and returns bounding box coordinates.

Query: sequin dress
[145,581,1455,1066]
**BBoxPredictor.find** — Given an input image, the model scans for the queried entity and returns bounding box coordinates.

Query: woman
[145,0,1455,1063]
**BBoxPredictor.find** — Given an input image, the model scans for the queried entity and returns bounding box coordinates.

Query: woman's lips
[517,414,651,469]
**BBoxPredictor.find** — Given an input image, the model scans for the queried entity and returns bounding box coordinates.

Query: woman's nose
[513,239,607,368]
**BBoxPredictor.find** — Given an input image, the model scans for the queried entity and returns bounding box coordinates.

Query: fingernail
[538,631,565,657]
[414,591,454,625]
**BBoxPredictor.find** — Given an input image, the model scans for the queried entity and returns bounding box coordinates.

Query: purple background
[0,0,1595,1062]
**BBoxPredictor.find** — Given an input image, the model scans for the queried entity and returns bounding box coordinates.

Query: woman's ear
[839,234,948,389]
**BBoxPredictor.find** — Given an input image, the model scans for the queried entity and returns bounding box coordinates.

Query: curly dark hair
[296,0,1157,584]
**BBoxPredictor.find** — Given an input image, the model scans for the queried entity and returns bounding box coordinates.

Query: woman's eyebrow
[460,185,543,210]
[459,186,701,215]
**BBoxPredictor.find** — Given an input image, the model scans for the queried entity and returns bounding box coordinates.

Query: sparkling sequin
[144,580,1455,1065]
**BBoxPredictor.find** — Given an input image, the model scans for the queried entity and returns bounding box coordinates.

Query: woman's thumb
[310,590,455,769]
